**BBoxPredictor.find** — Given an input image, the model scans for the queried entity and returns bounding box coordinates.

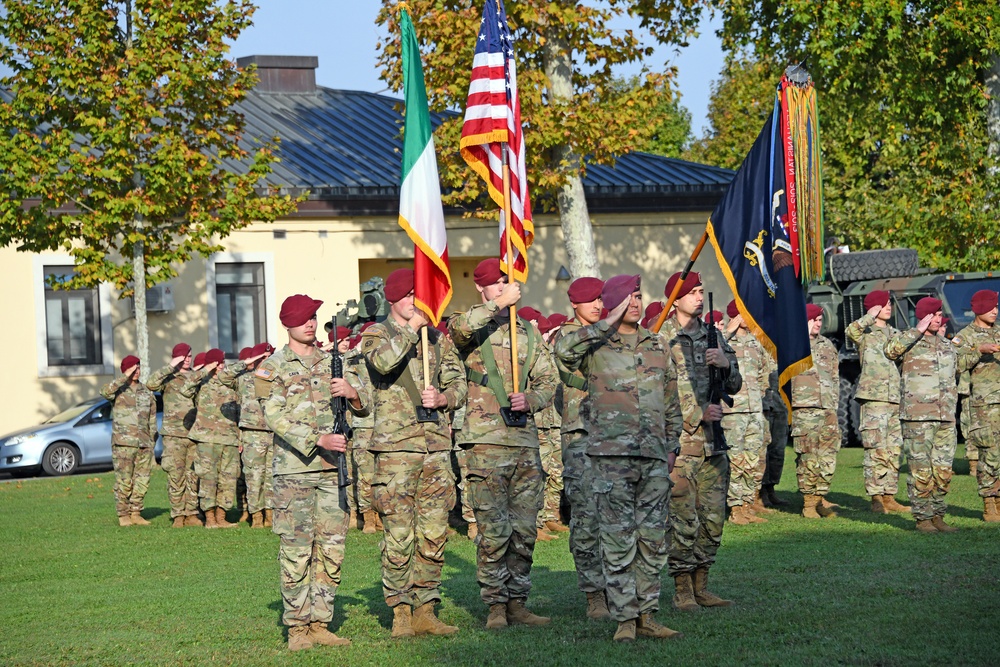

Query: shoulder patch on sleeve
[254,366,275,381]
[951,336,963,346]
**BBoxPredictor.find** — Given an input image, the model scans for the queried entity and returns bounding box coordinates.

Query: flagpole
[421,326,431,390]
[501,143,520,395]
[651,229,709,334]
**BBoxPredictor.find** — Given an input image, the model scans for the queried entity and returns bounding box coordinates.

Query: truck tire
[828,248,920,283]
[838,378,861,448]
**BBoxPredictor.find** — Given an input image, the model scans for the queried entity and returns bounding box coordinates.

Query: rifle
[329,317,353,513]
[706,293,734,454]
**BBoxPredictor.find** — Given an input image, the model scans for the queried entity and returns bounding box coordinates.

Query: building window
[43,266,103,366]
[215,262,267,357]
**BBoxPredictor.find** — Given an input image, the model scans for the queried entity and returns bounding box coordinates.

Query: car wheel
[41,442,79,476]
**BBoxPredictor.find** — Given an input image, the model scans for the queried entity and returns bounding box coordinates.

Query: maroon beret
[238,347,254,361]
[384,269,415,303]
[193,352,207,369]
[863,290,891,311]
[603,274,641,311]
[548,313,569,327]
[261,343,275,355]
[279,294,323,328]
[644,302,664,320]
[567,277,604,304]
[348,335,361,349]
[806,304,823,321]
[205,348,226,366]
[915,297,943,320]
[172,343,191,358]
[536,316,554,334]
[473,258,503,287]
[971,289,998,315]
[360,321,376,332]
[703,310,724,325]
[726,300,740,319]
[120,355,139,374]
[327,326,351,343]
[601,307,609,319]
[519,307,542,323]
[664,271,702,299]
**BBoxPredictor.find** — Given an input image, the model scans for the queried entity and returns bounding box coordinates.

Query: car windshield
[43,398,104,424]
[942,277,1000,329]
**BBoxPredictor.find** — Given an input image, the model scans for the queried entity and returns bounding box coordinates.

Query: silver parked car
[0,396,163,477]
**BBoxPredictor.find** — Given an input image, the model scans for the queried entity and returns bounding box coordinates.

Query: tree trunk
[542,31,601,279]
[132,237,148,383]
[987,53,1000,170]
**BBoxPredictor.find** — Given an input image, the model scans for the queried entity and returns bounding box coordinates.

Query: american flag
[459,0,533,282]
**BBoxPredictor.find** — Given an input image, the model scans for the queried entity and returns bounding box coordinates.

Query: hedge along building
[0,55,735,435]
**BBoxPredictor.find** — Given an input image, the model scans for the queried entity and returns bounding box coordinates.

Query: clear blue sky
[232,2,725,137]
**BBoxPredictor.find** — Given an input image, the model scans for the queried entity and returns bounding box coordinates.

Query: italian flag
[398,8,452,325]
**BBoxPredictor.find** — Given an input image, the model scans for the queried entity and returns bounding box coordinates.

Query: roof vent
[236,55,318,93]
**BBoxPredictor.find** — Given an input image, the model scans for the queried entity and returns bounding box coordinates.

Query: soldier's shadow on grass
[267,591,367,632]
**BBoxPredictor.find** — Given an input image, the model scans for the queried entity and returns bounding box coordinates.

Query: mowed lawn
[1,447,998,667]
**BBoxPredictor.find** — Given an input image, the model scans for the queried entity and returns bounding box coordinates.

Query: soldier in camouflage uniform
[845,290,908,513]
[181,348,242,529]
[360,269,467,638]
[535,320,565,540]
[760,366,789,507]
[449,258,559,630]
[660,272,741,612]
[101,355,157,526]
[556,274,683,643]
[258,294,367,651]
[791,304,841,519]
[721,301,772,525]
[952,290,1000,521]
[344,333,377,533]
[147,343,201,527]
[885,297,977,532]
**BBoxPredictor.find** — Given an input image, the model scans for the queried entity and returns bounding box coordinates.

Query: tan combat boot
[309,621,350,646]
[752,491,774,514]
[263,509,273,527]
[467,522,478,541]
[881,494,909,513]
[745,506,768,524]
[485,603,507,630]
[250,511,265,528]
[984,497,1000,523]
[506,599,550,625]
[215,507,237,528]
[239,509,249,524]
[636,613,683,639]
[287,625,313,651]
[915,519,938,533]
[586,591,611,620]
[693,567,733,607]
[535,528,557,542]
[970,460,979,477]
[118,514,132,527]
[870,496,886,514]
[130,511,151,526]
[728,505,750,525]
[374,512,384,530]
[613,619,636,642]
[931,515,958,533]
[172,516,185,528]
[204,508,219,529]
[185,513,204,527]
[391,605,415,639]
[801,494,821,519]
[672,573,700,612]
[362,510,378,534]
[815,496,837,518]
[544,520,570,533]
[348,512,358,530]
[412,602,459,636]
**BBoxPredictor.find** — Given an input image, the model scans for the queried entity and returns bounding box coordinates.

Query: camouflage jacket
[216,365,270,432]
[449,301,559,448]
[360,318,467,453]
[953,323,1000,407]
[551,320,589,434]
[146,364,196,437]
[845,314,901,404]
[344,347,375,430]
[791,335,839,411]
[100,374,157,448]
[662,315,742,457]
[555,320,681,460]
[725,330,769,414]
[259,344,368,475]
[533,339,562,429]
[180,365,241,445]
[885,328,974,422]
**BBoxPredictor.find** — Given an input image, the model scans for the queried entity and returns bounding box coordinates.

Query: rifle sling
[467,318,536,409]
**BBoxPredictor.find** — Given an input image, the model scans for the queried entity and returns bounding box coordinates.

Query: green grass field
[1,447,997,666]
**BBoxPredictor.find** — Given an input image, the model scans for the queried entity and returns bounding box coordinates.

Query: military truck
[807,248,1000,447]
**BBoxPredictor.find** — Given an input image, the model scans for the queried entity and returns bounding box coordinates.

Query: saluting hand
[603,296,630,327]
[916,313,934,334]
[317,433,348,453]
[421,386,447,409]
[170,355,186,369]
[867,304,884,318]
[725,314,743,333]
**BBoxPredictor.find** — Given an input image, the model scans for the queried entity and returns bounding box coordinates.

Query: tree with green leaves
[0,0,299,378]
[614,75,693,158]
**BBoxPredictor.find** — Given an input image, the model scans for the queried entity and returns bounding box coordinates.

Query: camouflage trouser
[537,427,564,526]
[961,396,979,463]
[453,447,476,524]
[859,401,904,496]
[763,403,789,486]
[111,444,153,516]
[562,430,605,594]
[722,411,769,507]
[272,471,348,627]
[792,408,840,496]
[241,430,274,514]
[349,427,374,515]
[159,435,199,518]
[668,452,729,576]
[901,420,956,521]
[592,455,671,622]
[194,442,239,511]
[464,443,544,606]
[371,450,456,608]
[969,404,1000,498]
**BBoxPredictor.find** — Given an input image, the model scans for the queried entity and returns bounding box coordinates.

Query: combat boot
[672,573,700,612]
[745,506,768,524]
[763,484,788,506]
[118,514,132,527]
[931,515,958,533]
[287,625,313,651]
[362,510,378,534]
[693,567,733,607]
[486,603,507,630]
[815,496,837,518]
[984,497,1000,523]
[215,507,238,529]
[130,511,151,526]
[915,519,938,533]
[544,520,570,533]
[374,512,384,530]
[728,505,750,525]
[239,509,249,524]
[412,602,459,636]
[586,591,611,620]
[506,599,550,625]
[467,522,478,541]
[348,512,358,530]
[204,508,219,529]
[250,511,265,528]
[391,605,415,639]
[263,509,273,527]
[184,514,203,527]
[172,516,185,528]
[636,613,683,639]
[613,619,636,642]
[801,494,821,519]
[870,496,887,514]
[309,621,350,646]
[970,460,979,477]
[752,491,774,514]
[536,528,557,542]
[882,494,909,513]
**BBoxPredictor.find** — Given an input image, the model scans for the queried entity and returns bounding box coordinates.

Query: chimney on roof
[236,55,318,93]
